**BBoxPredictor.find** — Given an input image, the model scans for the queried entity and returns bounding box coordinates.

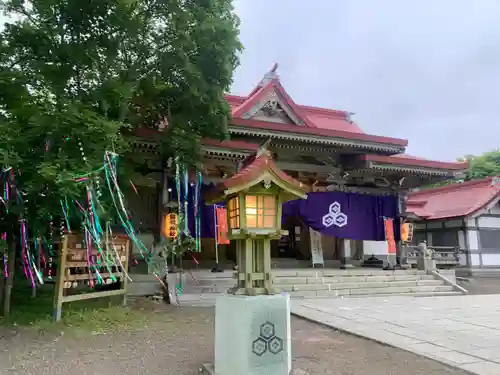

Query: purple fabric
[169,183,399,241]
[282,192,399,241]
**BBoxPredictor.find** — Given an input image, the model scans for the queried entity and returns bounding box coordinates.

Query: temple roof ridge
[204,145,309,203]
[232,63,316,128]
[406,176,500,219]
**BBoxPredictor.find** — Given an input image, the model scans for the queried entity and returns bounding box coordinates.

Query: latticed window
[432,230,459,247]
[245,195,276,228]
[228,197,240,229]
[412,231,427,246]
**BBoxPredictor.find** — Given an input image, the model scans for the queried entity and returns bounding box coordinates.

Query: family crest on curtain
[282,191,400,241]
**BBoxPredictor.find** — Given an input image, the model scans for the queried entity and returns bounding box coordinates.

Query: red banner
[384,218,397,254]
[216,207,230,245]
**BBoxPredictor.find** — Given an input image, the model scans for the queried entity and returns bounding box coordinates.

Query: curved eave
[367,162,463,176]
[206,170,308,204]
[223,171,308,200]
[402,212,424,221]
[132,141,160,154]
[228,124,406,154]
[203,146,252,159]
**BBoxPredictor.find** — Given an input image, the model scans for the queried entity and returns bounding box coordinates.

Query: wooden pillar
[243,238,255,296]
[397,192,408,267]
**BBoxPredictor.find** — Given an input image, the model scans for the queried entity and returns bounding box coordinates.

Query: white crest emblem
[322,201,348,228]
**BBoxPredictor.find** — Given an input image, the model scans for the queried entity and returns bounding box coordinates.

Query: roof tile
[406,177,500,219]
[214,150,309,195]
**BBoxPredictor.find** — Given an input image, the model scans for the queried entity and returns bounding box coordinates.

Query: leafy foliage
[426,150,500,189]
[460,150,500,180]
[0,0,242,233]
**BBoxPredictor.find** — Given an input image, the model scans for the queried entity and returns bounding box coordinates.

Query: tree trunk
[3,237,16,317]
[0,266,4,314]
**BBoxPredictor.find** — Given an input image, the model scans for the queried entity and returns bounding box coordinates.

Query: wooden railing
[404,245,461,268]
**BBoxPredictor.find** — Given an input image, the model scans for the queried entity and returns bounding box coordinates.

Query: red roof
[363,154,468,170]
[135,128,260,152]
[201,138,260,152]
[406,177,500,219]
[231,117,408,147]
[136,67,466,172]
[231,78,317,128]
[225,94,364,133]
[211,149,309,195]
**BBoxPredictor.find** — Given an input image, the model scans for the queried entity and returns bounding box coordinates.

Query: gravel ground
[0,304,470,375]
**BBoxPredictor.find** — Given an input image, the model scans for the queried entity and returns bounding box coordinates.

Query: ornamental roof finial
[259,62,279,87]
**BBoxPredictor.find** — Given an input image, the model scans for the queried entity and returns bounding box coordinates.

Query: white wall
[467,228,481,266]
[470,210,500,267]
[363,241,387,256]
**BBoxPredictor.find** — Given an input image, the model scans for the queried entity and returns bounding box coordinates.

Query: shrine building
[406,177,500,276]
[129,65,467,271]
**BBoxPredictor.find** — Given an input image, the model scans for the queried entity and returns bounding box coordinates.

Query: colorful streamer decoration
[175,157,182,245]
[0,141,189,290]
[183,165,189,236]
[194,171,202,252]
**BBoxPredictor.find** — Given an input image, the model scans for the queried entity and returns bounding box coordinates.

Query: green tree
[425,150,500,189]
[461,150,500,180]
[0,0,241,315]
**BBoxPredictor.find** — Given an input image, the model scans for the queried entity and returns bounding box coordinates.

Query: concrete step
[182,280,452,295]
[175,289,462,307]
[279,279,445,292]
[276,269,427,277]
[274,274,436,285]
[288,285,454,298]
[290,290,462,299]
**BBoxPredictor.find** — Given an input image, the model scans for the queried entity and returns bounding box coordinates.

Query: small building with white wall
[406,177,500,277]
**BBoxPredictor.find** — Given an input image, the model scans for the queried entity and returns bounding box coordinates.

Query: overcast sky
[233,0,500,162]
[2,2,499,162]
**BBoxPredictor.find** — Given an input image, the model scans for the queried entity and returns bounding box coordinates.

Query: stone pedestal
[423,258,437,273]
[203,294,291,375]
[340,238,354,269]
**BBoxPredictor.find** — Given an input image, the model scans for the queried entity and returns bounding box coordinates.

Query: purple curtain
[282,192,399,241]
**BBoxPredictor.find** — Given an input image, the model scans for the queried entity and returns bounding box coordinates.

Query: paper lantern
[163,213,179,239]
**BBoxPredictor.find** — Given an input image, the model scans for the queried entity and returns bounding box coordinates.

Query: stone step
[279,279,445,292]
[276,269,426,277]
[182,279,448,295]
[288,285,454,298]
[274,274,435,285]
[361,291,462,298]
[181,275,441,294]
[175,289,462,307]
[289,290,462,300]
[187,273,433,285]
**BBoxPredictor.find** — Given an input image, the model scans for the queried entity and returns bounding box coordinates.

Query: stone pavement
[291,295,500,375]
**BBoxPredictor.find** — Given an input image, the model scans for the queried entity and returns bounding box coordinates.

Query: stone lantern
[203,148,309,375]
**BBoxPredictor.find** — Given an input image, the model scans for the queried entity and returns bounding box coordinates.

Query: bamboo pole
[3,236,16,317]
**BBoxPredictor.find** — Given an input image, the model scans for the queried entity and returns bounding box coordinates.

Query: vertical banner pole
[214,205,219,265]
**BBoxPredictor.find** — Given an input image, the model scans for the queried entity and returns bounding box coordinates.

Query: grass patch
[0,282,152,334]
